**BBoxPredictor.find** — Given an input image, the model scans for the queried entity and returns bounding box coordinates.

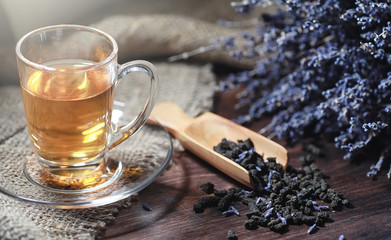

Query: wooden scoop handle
[148,102,193,138]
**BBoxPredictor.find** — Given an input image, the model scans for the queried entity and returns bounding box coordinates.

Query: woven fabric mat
[0,62,216,239]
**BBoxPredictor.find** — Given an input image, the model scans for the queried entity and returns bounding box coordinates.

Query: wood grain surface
[102,86,391,240]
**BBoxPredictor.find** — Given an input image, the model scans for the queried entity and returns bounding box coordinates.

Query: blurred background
[0,0,248,86]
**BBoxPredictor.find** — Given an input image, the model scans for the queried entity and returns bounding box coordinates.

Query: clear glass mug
[16,24,159,190]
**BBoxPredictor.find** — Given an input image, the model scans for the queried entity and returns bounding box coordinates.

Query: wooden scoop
[148,102,288,188]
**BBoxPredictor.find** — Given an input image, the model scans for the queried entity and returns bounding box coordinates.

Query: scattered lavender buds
[193,138,351,235]
[387,164,391,181]
[223,205,241,216]
[307,223,317,234]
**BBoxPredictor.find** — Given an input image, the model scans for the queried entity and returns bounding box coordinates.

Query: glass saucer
[0,124,172,209]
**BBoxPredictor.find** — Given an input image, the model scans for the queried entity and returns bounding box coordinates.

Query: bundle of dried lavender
[172,0,391,179]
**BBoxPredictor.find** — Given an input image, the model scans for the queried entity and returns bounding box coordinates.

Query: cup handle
[109,60,159,150]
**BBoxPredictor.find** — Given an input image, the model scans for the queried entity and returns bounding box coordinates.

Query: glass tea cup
[16,24,158,192]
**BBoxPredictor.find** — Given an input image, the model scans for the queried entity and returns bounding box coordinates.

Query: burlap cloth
[91,14,258,69]
[0,59,216,239]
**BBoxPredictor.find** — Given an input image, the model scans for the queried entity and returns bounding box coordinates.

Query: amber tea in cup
[21,60,114,166]
[16,25,159,191]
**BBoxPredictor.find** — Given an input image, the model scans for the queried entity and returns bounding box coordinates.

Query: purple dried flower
[222,205,240,216]
[276,212,287,225]
[313,205,330,211]
[241,189,251,194]
[235,152,247,163]
[264,207,273,218]
[255,196,266,205]
[307,223,317,234]
[264,170,280,191]
[388,164,391,181]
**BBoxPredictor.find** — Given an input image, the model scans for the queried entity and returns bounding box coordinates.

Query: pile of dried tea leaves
[193,138,351,237]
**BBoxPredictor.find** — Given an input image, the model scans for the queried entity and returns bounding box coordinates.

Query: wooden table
[102,88,391,240]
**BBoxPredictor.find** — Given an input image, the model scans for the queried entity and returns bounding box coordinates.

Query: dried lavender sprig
[366,156,384,178]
